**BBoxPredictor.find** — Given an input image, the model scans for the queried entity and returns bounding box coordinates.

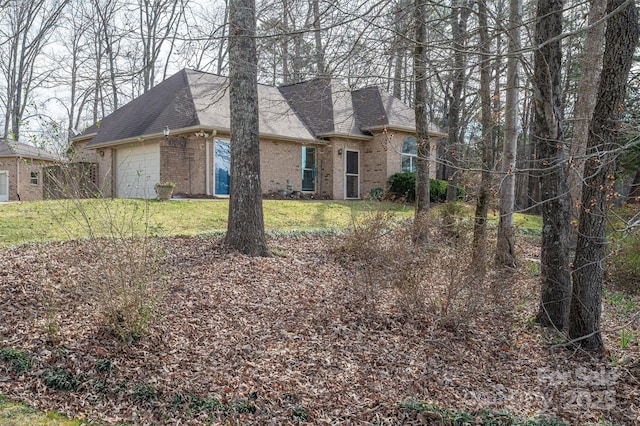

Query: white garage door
[115,143,160,199]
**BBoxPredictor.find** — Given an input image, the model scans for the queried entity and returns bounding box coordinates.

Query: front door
[0,171,8,202]
[345,150,359,199]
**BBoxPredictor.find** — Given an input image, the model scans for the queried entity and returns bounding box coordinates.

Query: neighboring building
[70,69,445,200]
[0,139,61,202]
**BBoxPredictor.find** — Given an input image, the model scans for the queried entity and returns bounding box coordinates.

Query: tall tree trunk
[217,0,229,75]
[445,0,470,203]
[567,0,607,221]
[472,0,493,266]
[569,0,640,352]
[311,0,326,77]
[392,0,408,100]
[495,0,520,268]
[412,0,430,244]
[533,0,572,330]
[225,0,269,256]
[281,0,290,84]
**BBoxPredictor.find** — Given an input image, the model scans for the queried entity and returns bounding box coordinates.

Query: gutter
[362,124,448,139]
[83,125,327,149]
[315,132,372,141]
[84,126,218,149]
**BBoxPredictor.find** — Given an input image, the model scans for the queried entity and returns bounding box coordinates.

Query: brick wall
[0,158,17,201]
[0,158,58,201]
[260,139,302,193]
[317,144,334,198]
[362,133,390,197]
[17,159,46,201]
[95,148,114,197]
[70,140,97,163]
[161,136,207,196]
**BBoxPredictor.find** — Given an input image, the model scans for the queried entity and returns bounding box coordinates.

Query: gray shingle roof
[79,69,445,147]
[85,69,318,147]
[0,139,61,161]
[87,70,199,146]
[281,79,445,138]
[187,70,317,142]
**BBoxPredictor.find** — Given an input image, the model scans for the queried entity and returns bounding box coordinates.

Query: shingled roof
[84,69,318,148]
[78,69,445,148]
[0,139,61,162]
[280,78,446,138]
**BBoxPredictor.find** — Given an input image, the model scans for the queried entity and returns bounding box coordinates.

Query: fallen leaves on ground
[0,234,638,424]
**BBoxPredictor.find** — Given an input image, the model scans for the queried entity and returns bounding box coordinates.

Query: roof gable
[279,78,336,136]
[187,71,316,141]
[352,86,388,129]
[353,85,445,136]
[83,69,318,146]
[87,70,199,147]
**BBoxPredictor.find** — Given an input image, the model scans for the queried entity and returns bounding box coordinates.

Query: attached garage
[115,143,160,199]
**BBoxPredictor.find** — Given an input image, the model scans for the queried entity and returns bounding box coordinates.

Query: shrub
[387,172,464,203]
[339,203,486,329]
[388,172,416,202]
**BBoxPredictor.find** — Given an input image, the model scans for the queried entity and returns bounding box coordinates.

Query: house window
[302,146,316,192]
[401,136,418,173]
[345,150,359,199]
[214,139,231,195]
[30,171,39,185]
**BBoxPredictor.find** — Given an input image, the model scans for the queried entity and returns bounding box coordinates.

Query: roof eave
[0,153,61,162]
[362,124,448,138]
[70,132,98,143]
[316,132,372,141]
[85,126,218,149]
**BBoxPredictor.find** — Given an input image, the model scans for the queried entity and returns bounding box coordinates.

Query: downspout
[16,157,20,201]
[205,139,211,196]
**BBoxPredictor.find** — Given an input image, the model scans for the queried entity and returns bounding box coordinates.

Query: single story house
[0,139,61,202]
[71,69,445,200]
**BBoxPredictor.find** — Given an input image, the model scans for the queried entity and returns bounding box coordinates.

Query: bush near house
[388,172,464,203]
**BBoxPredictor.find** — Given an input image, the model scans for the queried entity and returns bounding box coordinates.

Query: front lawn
[0,198,545,247]
[0,199,413,246]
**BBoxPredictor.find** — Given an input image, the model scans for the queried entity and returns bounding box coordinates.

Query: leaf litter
[0,234,638,424]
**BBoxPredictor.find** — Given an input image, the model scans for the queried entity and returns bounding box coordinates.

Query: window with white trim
[302,146,316,191]
[401,136,418,173]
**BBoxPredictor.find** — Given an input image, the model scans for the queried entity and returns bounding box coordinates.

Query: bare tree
[225,0,269,256]
[412,0,431,245]
[569,0,640,352]
[567,0,607,221]
[472,0,493,266]
[495,0,520,268]
[533,0,572,330]
[445,0,471,204]
[136,0,187,92]
[90,0,124,119]
[311,0,326,76]
[0,0,69,140]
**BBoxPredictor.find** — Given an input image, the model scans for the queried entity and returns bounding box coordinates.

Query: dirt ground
[1,233,639,425]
